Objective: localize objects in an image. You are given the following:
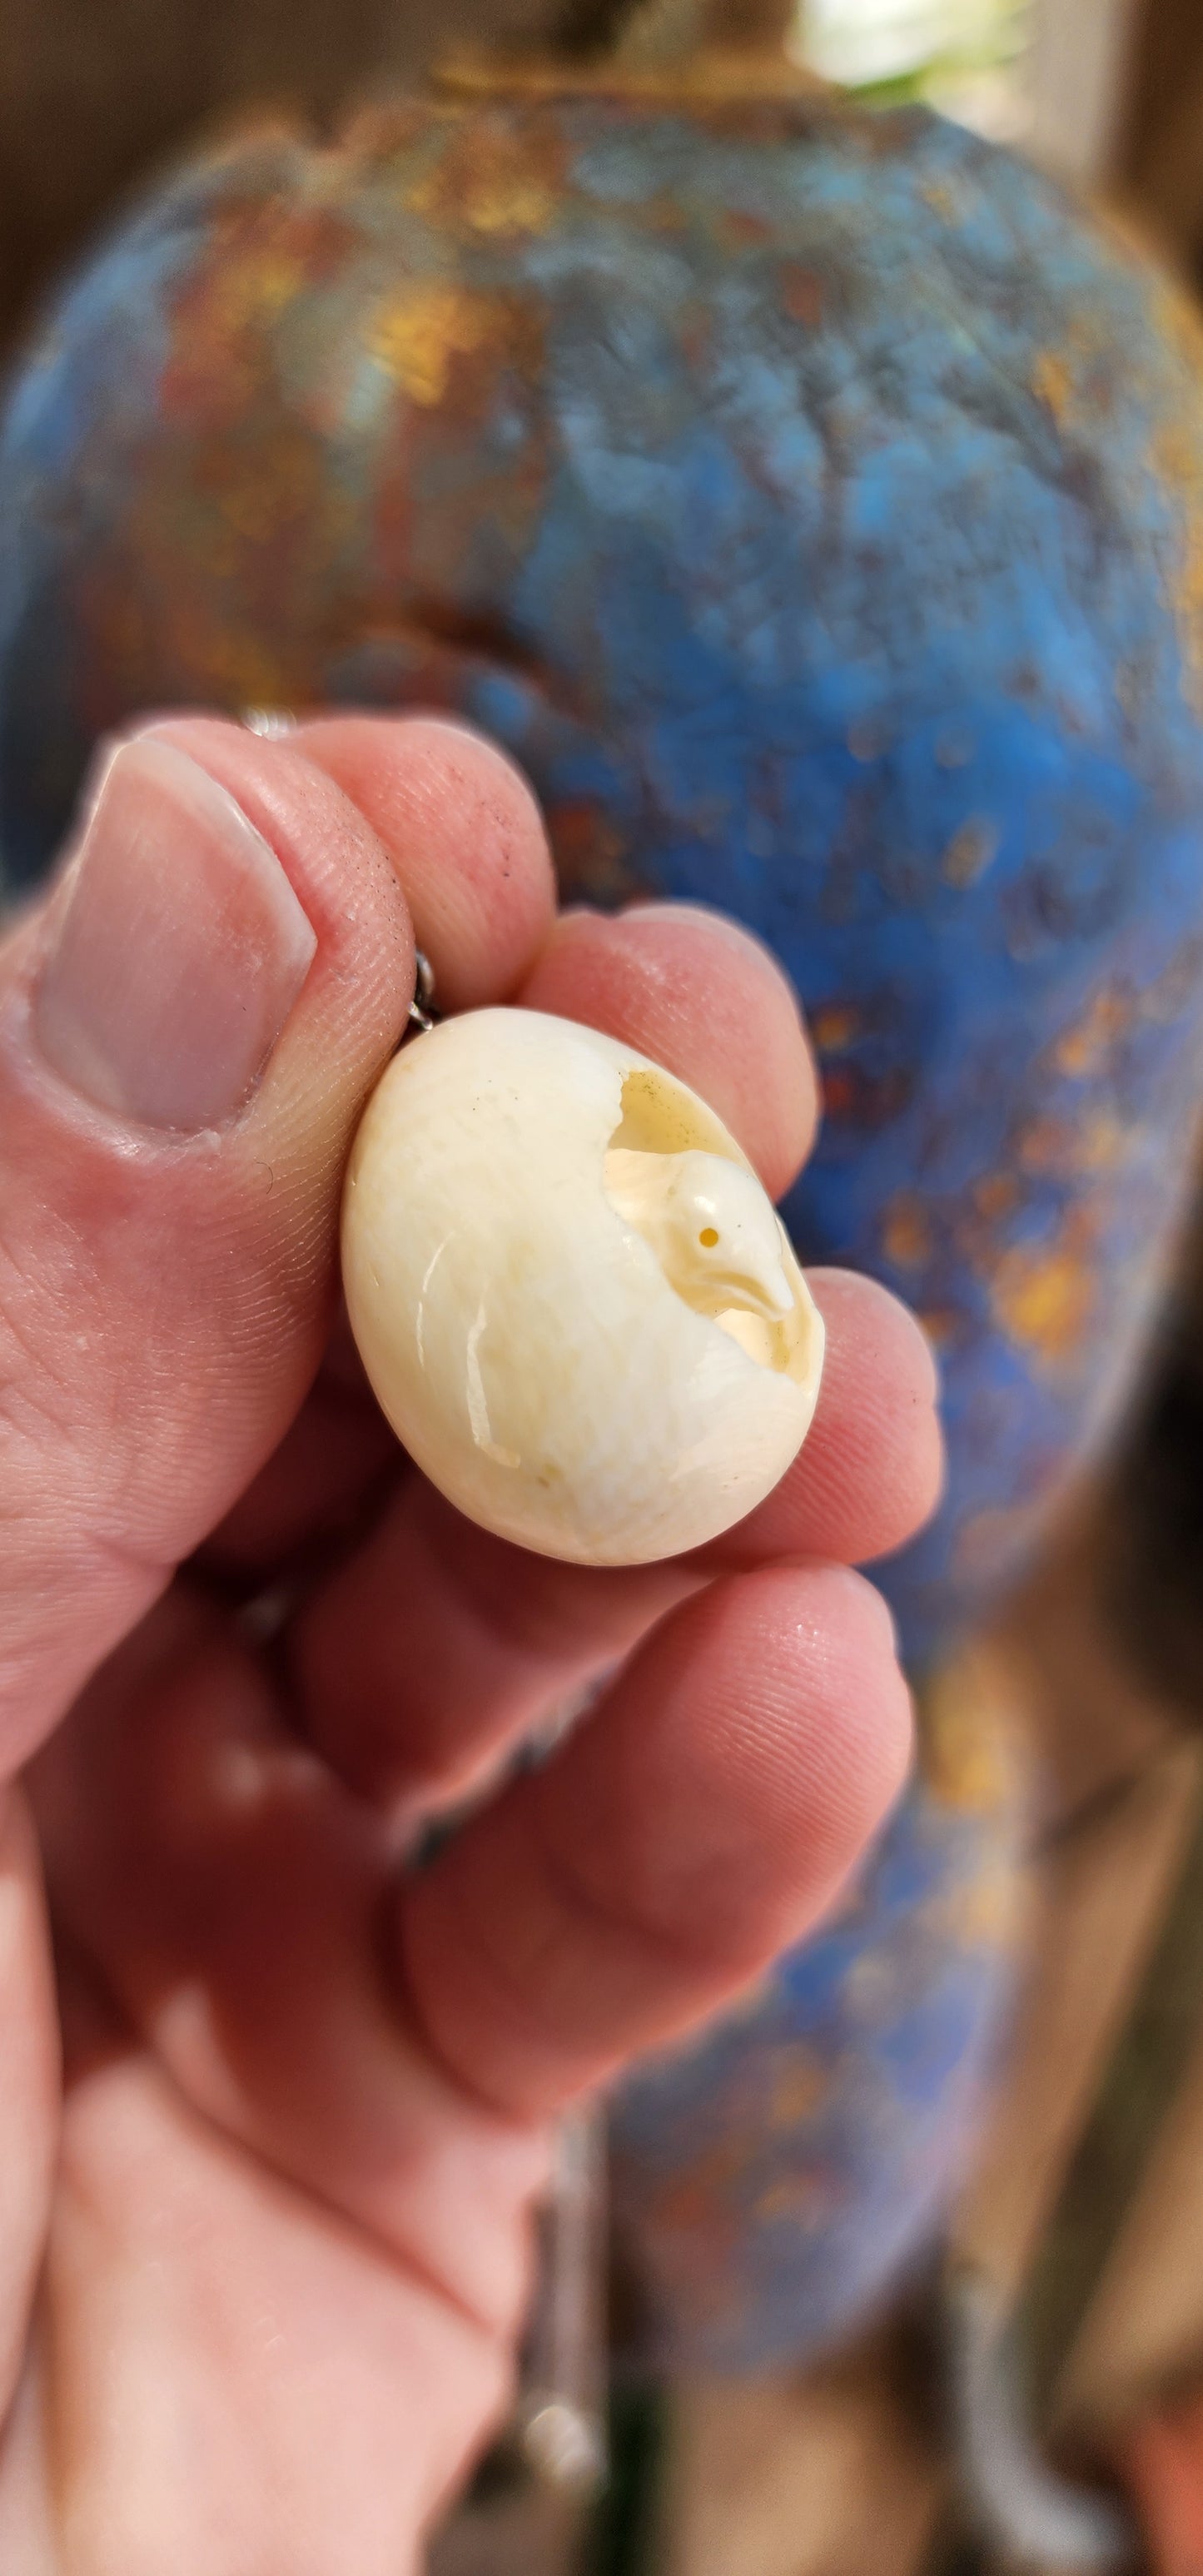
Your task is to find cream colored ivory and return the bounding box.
[341,1007,824,1564]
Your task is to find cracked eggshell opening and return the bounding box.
[341,1007,824,1565]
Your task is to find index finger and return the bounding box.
[293,714,819,1195]
[291,714,556,1012]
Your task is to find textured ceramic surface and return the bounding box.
[0,88,1192,2366]
[611,1658,1023,2370]
[342,1007,823,1560]
[2,94,1202,1664]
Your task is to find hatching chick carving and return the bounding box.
[604,1147,796,1326]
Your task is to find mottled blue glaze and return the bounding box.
[0,91,1198,2365]
[2,98,1202,1663]
[612,1687,1019,2369]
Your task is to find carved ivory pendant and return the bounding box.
[341,1008,823,1564]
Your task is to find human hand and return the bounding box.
[0,714,940,2572]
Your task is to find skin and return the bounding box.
[0,712,942,2574]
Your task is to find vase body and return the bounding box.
[611,1668,1021,2370]
[2,95,1203,1661]
[2,89,1201,2360]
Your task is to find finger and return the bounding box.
[0,1790,57,2423]
[292,1479,703,1810]
[0,716,405,1764]
[291,893,826,1808]
[201,1368,400,1577]
[199,1297,400,1578]
[518,903,818,1199]
[397,1563,913,2118]
[32,1594,549,2343]
[220,889,823,1604]
[42,2014,514,2564]
[0,712,540,1766]
[291,1271,938,1811]
[291,714,556,1012]
[708,1269,943,1569]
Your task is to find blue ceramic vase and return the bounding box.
[2,87,1200,2363]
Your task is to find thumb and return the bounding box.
[0,718,414,1772]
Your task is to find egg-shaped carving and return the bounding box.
[342,1008,823,1564]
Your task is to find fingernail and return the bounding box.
[35,737,317,1131]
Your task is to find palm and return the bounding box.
[0,713,936,2573]
[19,1861,531,2574]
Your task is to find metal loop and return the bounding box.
[407,950,438,1038]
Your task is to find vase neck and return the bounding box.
[553,0,798,62]
[435,0,828,103]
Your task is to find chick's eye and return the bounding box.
[699,1227,719,1247]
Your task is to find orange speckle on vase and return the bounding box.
[1018,1116,1072,1173]
[883,1191,932,1271]
[922,1654,1024,1817]
[973,1173,1019,1221]
[770,2053,829,2129]
[368,285,493,405]
[721,210,773,249]
[547,801,643,907]
[812,1002,862,1053]
[1031,349,1075,430]
[992,1242,1094,1364]
[408,157,558,240]
[1051,986,1134,1078]
[1080,1111,1132,1171]
[942,815,1001,888]
[1017,1112,1129,1174]
[644,194,688,235]
[781,266,824,328]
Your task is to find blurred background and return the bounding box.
[5,3,1203,2573]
